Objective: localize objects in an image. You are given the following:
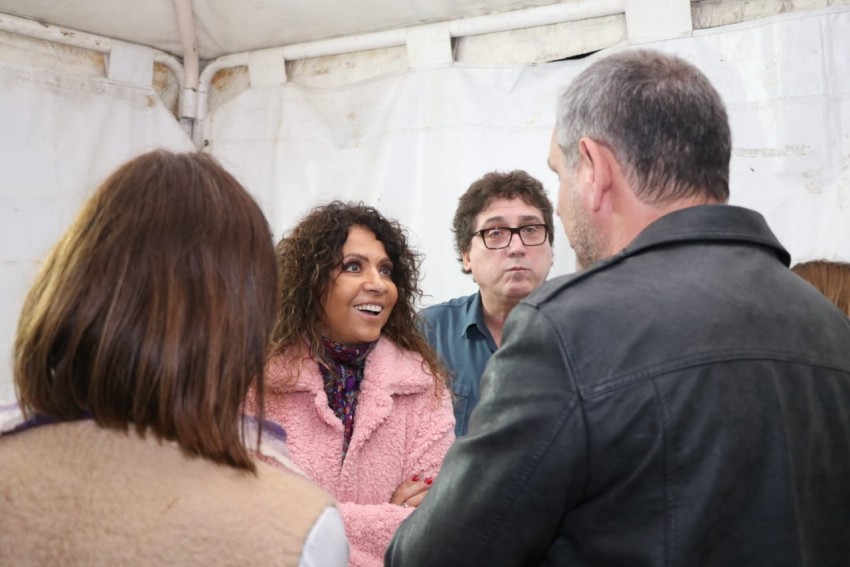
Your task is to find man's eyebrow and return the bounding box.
[480,214,543,226]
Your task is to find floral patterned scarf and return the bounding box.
[319,336,377,460]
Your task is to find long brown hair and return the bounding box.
[791,260,850,316]
[273,201,448,392]
[14,150,278,472]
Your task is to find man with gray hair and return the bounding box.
[387,48,850,566]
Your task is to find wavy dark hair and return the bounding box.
[273,201,447,393]
[14,150,277,473]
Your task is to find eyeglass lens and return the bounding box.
[479,225,547,249]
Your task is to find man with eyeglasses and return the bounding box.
[421,170,554,436]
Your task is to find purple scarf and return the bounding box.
[319,337,377,460]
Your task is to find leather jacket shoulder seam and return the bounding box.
[589,349,850,397]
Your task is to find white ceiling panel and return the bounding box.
[0,0,564,59]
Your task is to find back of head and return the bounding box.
[452,170,555,268]
[14,150,278,471]
[791,260,850,316]
[556,48,731,205]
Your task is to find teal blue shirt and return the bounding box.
[421,293,497,436]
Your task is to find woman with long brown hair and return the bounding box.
[1,150,347,566]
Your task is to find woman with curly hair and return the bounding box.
[261,201,455,567]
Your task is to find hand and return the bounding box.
[390,475,434,508]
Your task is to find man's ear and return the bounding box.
[578,137,612,213]
[461,250,472,273]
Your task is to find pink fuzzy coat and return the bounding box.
[264,336,455,567]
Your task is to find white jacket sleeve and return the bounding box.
[298,506,349,567]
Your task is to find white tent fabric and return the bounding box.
[0,60,193,402]
[209,5,850,305]
[1,6,848,402]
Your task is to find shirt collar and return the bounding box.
[462,292,496,346]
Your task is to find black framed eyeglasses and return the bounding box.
[474,224,549,249]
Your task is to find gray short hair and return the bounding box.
[556,49,731,205]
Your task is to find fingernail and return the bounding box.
[411,475,420,482]
[424,477,433,485]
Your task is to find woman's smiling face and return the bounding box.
[321,225,398,344]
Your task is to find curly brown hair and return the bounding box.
[272,201,448,393]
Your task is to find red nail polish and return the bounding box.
[424,477,433,485]
[411,475,420,482]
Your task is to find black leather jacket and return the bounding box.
[387,205,850,566]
